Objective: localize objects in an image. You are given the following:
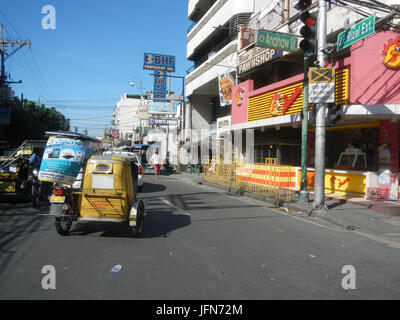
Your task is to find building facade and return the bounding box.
[112,93,145,143]
[186,0,400,199]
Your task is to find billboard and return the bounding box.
[147,101,179,114]
[143,53,176,72]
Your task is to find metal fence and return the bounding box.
[202,158,297,202]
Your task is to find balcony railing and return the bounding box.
[186,33,238,75]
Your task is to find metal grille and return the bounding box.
[229,13,252,37]
[203,158,297,202]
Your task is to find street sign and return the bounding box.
[256,30,299,52]
[143,53,176,72]
[336,14,375,51]
[309,67,334,83]
[149,118,179,126]
[237,47,282,76]
[309,67,335,103]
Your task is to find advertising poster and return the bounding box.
[218,72,235,107]
[38,137,86,185]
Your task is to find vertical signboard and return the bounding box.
[138,100,149,119]
[153,71,167,102]
[218,72,235,107]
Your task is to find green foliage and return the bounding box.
[5,97,70,147]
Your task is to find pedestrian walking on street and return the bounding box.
[150,149,162,181]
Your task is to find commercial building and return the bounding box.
[186,0,400,199]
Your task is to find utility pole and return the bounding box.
[150,73,185,160]
[313,0,328,210]
[0,24,30,140]
[0,24,30,86]
[130,78,144,144]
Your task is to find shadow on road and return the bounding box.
[140,182,167,193]
[66,210,191,238]
[69,221,136,238]
[142,210,191,238]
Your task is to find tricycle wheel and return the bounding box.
[53,203,73,236]
[131,201,144,237]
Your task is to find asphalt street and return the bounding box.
[0,174,399,299]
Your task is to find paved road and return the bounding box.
[0,175,399,299]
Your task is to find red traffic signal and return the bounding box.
[299,11,317,55]
[300,11,316,26]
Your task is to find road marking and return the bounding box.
[159,197,191,216]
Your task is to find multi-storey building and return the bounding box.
[186,0,265,136]
[186,0,400,200]
[112,93,144,143]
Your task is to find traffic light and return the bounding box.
[327,103,341,126]
[295,0,317,55]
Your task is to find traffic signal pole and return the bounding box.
[313,0,328,210]
[299,55,310,203]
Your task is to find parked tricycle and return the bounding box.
[0,140,50,205]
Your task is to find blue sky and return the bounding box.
[1,0,192,137]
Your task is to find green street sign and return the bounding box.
[256,30,299,52]
[336,14,376,51]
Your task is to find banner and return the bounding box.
[138,101,149,119]
[39,137,86,185]
[218,72,235,106]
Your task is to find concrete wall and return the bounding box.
[187,0,253,58]
[189,95,213,135]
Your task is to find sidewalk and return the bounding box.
[171,172,400,247]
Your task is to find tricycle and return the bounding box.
[48,154,144,236]
[39,131,144,236]
[0,140,50,205]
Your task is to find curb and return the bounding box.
[176,175,400,218]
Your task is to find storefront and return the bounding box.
[230,30,400,199]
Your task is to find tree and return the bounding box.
[5,97,70,147]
